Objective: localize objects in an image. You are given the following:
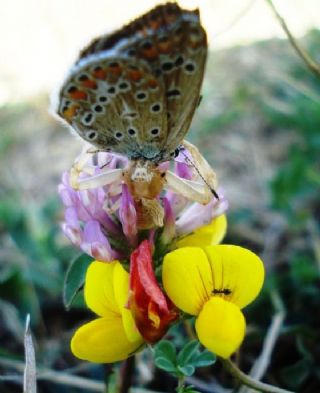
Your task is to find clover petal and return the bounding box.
[204,245,264,309]
[71,316,142,363]
[175,215,227,248]
[195,297,245,358]
[84,261,119,317]
[162,247,213,315]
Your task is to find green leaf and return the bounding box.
[155,356,177,373]
[63,254,93,310]
[177,340,200,366]
[155,340,177,364]
[191,350,216,368]
[177,364,195,377]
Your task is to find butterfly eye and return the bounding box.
[184,61,196,74]
[135,91,148,102]
[85,130,98,141]
[107,86,117,95]
[149,127,161,137]
[114,131,124,141]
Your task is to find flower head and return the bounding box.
[162,245,264,358]
[71,260,143,363]
[59,150,228,262]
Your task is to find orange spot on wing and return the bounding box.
[147,79,159,89]
[158,41,173,54]
[63,105,79,121]
[81,79,97,89]
[107,65,122,77]
[127,69,143,82]
[141,47,158,60]
[92,69,107,79]
[69,90,88,100]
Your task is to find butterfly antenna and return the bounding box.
[178,147,220,200]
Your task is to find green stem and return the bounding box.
[220,357,294,393]
[176,375,185,392]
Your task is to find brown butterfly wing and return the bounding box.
[57,56,168,159]
[57,3,207,161]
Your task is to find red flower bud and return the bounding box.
[129,240,179,343]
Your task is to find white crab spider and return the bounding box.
[70,140,218,229]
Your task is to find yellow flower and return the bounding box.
[175,214,227,248]
[162,245,264,358]
[71,261,143,363]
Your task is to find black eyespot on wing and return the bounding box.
[98,96,108,103]
[175,56,184,67]
[107,86,116,94]
[119,82,129,90]
[166,89,181,98]
[151,103,161,113]
[78,74,89,81]
[67,85,77,93]
[135,91,147,101]
[94,105,103,113]
[162,62,174,72]
[184,62,196,73]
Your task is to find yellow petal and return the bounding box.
[195,297,245,358]
[84,261,119,317]
[176,215,227,248]
[204,245,264,309]
[113,262,142,343]
[162,247,213,315]
[71,317,143,363]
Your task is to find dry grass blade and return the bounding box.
[23,314,37,393]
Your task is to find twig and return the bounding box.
[238,291,285,393]
[23,315,37,393]
[265,0,320,79]
[0,356,160,393]
[220,357,294,393]
[0,357,104,392]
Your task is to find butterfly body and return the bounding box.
[56,3,207,163]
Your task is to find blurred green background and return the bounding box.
[0,1,320,392]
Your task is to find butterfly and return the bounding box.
[55,3,217,228]
[56,2,207,162]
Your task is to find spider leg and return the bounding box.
[70,148,123,190]
[165,171,214,205]
[182,140,218,194]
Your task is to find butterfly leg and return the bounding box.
[70,149,123,190]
